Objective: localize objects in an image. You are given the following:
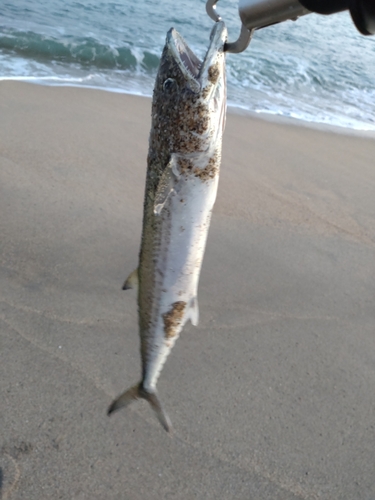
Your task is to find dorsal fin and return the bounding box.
[122,268,138,290]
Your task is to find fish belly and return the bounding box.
[141,172,219,390]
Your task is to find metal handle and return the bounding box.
[239,0,310,31]
[206,0,254,53]
[206,0,374,56]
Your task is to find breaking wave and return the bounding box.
[0,28,160,72]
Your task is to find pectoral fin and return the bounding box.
[154,155,180,216]
[122,268,138,290]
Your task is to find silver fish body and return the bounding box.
[108,21,227,431]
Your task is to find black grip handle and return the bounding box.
[300,0,349,15]
[350,0,375,35]
[300,0,375,34]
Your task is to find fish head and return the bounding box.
[151,21,227,156]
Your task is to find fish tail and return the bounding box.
[107,383,139,415]
[107,383,172,433]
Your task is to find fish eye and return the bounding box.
[163,78,178,93]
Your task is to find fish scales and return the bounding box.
[108,21,227,432]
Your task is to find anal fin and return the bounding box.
[186,296,199,326]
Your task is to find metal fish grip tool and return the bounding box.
[206,0,254,53]
[206,0,375,54]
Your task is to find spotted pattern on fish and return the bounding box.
[208,63,220,84]
[163,301,186,339]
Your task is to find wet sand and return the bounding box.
[1,81,375,499]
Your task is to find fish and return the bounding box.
[107,21,227,432]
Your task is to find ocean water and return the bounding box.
[1,0,374,130]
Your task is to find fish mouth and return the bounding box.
[167,21,227,93]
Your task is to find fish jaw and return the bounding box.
[168,20,227,146]
[149,21,227,163]
[166,20,227,99]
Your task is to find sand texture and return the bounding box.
[1,81,375,499]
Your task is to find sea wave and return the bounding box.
[0,28,160,72]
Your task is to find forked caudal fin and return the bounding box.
[107,382,172,432]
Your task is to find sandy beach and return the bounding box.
[1,81,375,499]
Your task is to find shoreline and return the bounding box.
[1,77,374,138]
[228,103,375,140]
